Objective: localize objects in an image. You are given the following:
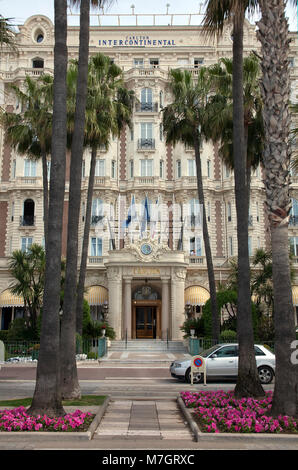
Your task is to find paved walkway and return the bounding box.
[95,399,193,441]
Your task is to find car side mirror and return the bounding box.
[210,354,217,358]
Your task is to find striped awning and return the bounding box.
[292,286,298,306]
[185,286,210,306]
[84,285,108,306]
[0,289,24,307]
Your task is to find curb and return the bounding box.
[177,395,298,442]
[0,397,111,441]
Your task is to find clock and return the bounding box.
[140,243,152,255]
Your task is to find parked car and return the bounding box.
[170,343,275,384]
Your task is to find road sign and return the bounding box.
[191,354,206,386]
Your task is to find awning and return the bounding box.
[292,286,298,306]
[0,289,24,307]
[185,286,210,306]
[84,285,108,306]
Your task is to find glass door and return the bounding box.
[136,306,156,339]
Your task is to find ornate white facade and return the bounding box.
[0,14,297,338]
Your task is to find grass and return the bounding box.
[0,395,106,408]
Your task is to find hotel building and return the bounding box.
[0,12,297,340]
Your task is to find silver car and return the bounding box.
[170,343,275,384]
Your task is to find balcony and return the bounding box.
[90,215,104,226]
[189,256,205,265]
[137,138,155,151]
[135,102,158,113]
[19,215,35,227]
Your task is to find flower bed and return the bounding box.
[181,390,298,434]
[0,406,95,432]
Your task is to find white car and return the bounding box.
[170,343,275,384]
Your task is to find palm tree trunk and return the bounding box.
[76,145,97,336]
[27,0,67,417]
[232,9,264,398]
[194,137,220,342]
[258,0,298,417]
[41,150,49,250]
[60,0,90,399]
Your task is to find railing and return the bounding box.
[88,256,104,264]
[19,215,35,227]
[90,215,104,225]
[189,256,205,264]
[137,138,155,150]
[135,102,158,112]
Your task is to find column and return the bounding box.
[171,268,186,340]
[161,278,170,340]
[124,278,132,340]
[107,267,122,339]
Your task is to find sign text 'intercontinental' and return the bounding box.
[98,35,176,47]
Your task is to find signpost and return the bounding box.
[191,355,207,386]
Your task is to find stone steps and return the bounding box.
[109,340,188,353]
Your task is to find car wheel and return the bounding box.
[258,366,274,384]
[185,367,203,384]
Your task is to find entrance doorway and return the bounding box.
[132,300,161,339]
[136,306,156,339]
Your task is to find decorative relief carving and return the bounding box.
[123,233,170,262]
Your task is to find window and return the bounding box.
[207,159,211,178]
[256,202,259,222]
[134,58,144,68]
[111,160,116,179]
[159,90,164,108]
[95,159,105,177]
[90,237,102,256]
[188,159,196,177]
[290,237,298,256]
[194,58,204,68]
[254,346,266,356]
[229,236,233,256]
[32,57,44,69]
[81,160,85,178]
[130,160,134,178]
[177,160,181,178]
[130,125,134,141]
[160,160,164,179]
[24,159,36,177]
[91,198,103,225]
[224,165,230,178]
[11,201,14,222]
[213,345,238,357]
[227,202,232,222]
[141,88,153,111]
[150,58,159,68]
[159,122,163,141]
[22,199,35,226]
[290,198,298,225]
[47,160,51,180]
[140,159,153,177]
[189,236,203,256]
[207,201,211,222]
[12,159,16,179]
[189,198,201,227]
[21,237,33,253]
[139,122,154,149]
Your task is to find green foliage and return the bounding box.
[219,329,237,342]
[202,289,258,339]
[7,317,38,341]
[180,317,205,338]
[0,330,8,342]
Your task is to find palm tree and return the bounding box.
[60,0,115,400]
[203,0,264,398]
[0,75,53,248]
[28,0,68,417]
[76,53,134,337]
[9,244,45,338]
[162,67,220,342]
[0,16,17,52]
[257,0,298,417]
[207,53,264,199]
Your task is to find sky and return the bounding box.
[0,0,297,31]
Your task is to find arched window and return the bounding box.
[22,199,35,226]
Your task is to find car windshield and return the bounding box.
[199,345,222,357]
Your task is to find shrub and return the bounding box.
[180,317,204,338]
[219,329,237,342]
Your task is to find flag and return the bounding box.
[150,196,160,239]
[141,196,150,237]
